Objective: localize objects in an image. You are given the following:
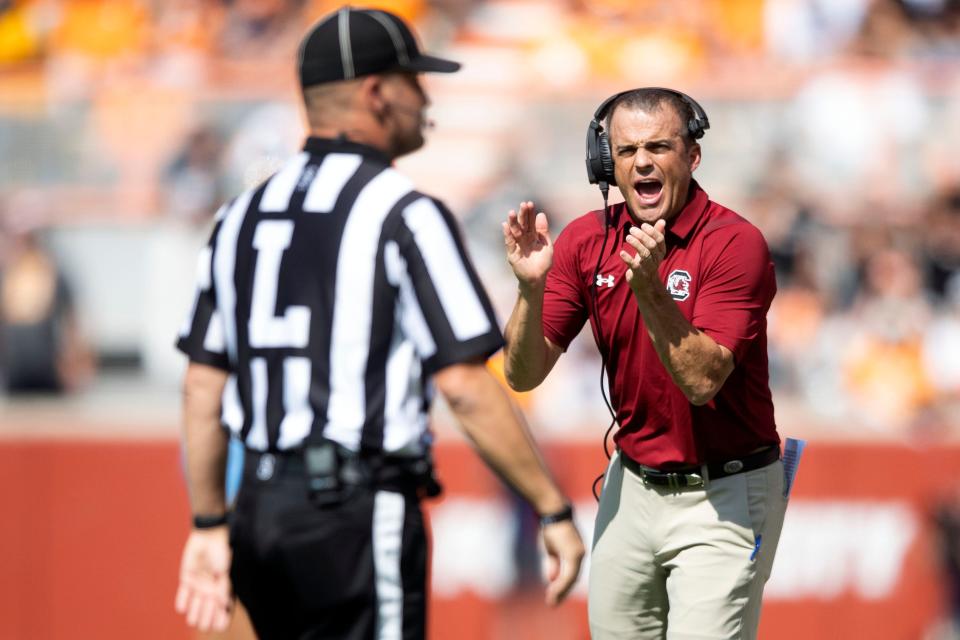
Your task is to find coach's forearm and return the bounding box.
[182,363,230,517]
[503,283,553,392]
[436,363,568,516]
[631,284,733,406]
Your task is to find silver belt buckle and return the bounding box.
[256,453,276,481]
[684,472,704,488]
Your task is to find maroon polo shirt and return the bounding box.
[543,182,779,468]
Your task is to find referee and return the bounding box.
[173,7,584,639]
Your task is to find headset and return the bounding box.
[583,88,709,500]
[585,88,710,198]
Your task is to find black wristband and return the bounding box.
[192,513,229,529]
[539,504,574,527]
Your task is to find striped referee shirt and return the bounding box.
[177,137,504,455]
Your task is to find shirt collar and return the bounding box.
[302,136,390,164]
[666,181,709,242]
[613,181,709,243]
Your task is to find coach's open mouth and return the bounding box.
[634,179,663,207]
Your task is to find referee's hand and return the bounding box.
[541,520,585,606]
[175,528,233,632]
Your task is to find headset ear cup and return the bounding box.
[598,131,615,185]
[585,120,601,184]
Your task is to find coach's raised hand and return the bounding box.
[502,200,564,393]
[503,201,553,289]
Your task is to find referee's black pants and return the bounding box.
[229,452,429,640]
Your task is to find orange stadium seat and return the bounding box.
[0,2,42,63]
[50,0,150,59]
[306,0,426,24]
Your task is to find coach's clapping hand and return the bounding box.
[541,520,585,606]
[503,201,554,288]
[175,528,233,632]
[620,219,668,292]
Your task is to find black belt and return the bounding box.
[243,448,442,498]
[619,445,780,489]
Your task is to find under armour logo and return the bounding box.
[596,274,615,288]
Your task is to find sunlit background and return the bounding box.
[1,0,959,638]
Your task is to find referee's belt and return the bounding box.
[618,445,780,489]
[244,448,443,498]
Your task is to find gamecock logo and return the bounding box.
[666,270,692,301]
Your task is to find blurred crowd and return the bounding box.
[0,216,93,393]
[755,165,960,436]
[1,0,959,68]
[0,0,959,439]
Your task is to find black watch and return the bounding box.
[539,504,574,527]
[193,513,229,529]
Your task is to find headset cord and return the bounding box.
[590,184,620,502]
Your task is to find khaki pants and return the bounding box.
[588,452,788,640]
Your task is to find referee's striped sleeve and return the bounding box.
[390,196,504,374]
[176,210,231,371]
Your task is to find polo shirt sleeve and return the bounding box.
[176,216,232,371]
[691,223,776,363]
[542,224,588,350]
[392,196,504,375]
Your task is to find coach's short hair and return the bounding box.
[604,88,698,145]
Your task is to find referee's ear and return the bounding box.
[361,74,389,122]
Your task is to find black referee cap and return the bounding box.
[298,6,461,88]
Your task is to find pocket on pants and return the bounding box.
[705,466,774,553]
[743,467,771,538]
[753,462,787,580]
[706,472,755,540]
[720,462,786,578]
